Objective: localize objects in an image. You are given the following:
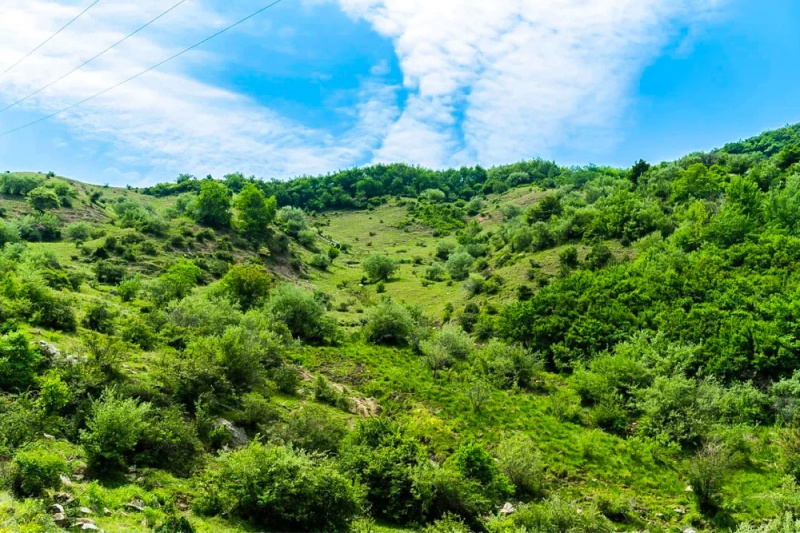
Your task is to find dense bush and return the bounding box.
[195,442,363,531]
[10,445,68,497]
[364,299,415,346]
[80,389,152,473]
[267,284,338,344]
[0,331,41,392]
[220,264,272,310]
[363,253,398,282]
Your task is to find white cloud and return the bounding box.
[338,0,724,167]
[0,0,724,183]
[0,0,399,181]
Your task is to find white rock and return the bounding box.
[500,502,516,516]
[79,507,93,515]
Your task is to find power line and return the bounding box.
[0,0,103,78]
[0,0,287,137]
[0,0,190,115]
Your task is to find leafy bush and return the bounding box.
[153,516,196,533]
[267,284,338,344]
[194,442,363,531]
[364,299,415,346]
[0,331,40,392]
[309,253,331,271]
[82,301,117,333]
[446,252,474,281]
[80,389,151,473]
[425,261,447,281]
[424,326,474,361]
[363,253,398,282]
[478,340,542,390]
[505,495,613,533]
[10,445,67,497]
[27,186,60,211]
[17,213,61,241]
[449,441,513,501]
[65,222,92,243]
[496,435,544,498]
[117,276,142,302]
[273,404,347,454]
[135,406,203,477]
[220,264,272,310]
[688,442,733,513]
[272,365,301,394]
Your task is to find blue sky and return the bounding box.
[0,0,797,186]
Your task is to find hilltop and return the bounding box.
[2,124,800,532]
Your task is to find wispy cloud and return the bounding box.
[0,0,723,183]
[0,0,399,182]
[338,0,724,167]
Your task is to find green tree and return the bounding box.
[195,179,232,228]
[363,253,398,282]
[26,187,60,211]
[446,252,474,281]
[268,284,338,344]
[0,331,41,392]
[80,389,151,472]
[235,184,277,242]
[220,264,272,310]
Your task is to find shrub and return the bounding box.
[220,264,272,310]
[449,441,512,501]
[363,253,398,282]
[425,262,447,281]
[27,186,60,211]
[558,245,579,272]
[267,284,338,344]
[0,331,41,392]
[309,253,331,271]
[117,276,142,302]
[496,435,544,498]
[479,340,541,390]
[273,404,348,454]
[426,325,474,360]
[436,241,456,260]
[96,260,127,284]
[507,495,613,533]
[194,442,363,532]
[272,365,301,394]
[37,374,70,414]
[688,442,732,513]
[154,516,196,533]
[364,299,415,346]
[150,259,202,304]
[135,406,203,477]
[82,301,117,333]
[10,446,67,497]
[0,220,21,246]
[446,252,474,281]
[423,513,471,533]
[17,213,61,241]
[80,389,151,473]
[65,222,92,243]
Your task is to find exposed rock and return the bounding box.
[215,418,248,448]
[43,433,56,440]
[52,512,68,527]
[103,507,111,516]
[685,485,694,492]
[500,502,516,516]
[79,507,93,515]
[36,340,60,359]
[54,492,74,504]
[683,528,698,533]
[60,475,73,487]
[674,507,686,515]
[126,501,145,512]
[50,504,65,514]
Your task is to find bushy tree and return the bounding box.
[10,446,68,497]
[363,253,398,282]
[0,331,40,392]
[195,179,232,228]
[235,184,277,242]
[194,442,363,531]
[446,252,474,281]
[27,186,60,211]
[364,299,415,346]
[267,284,338,344]
[81,389,152,472]
[220,264,272,310]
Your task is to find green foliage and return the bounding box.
[0,173,43,196]
[502,495,613,533]
[272,365,300,394]
[449,441,513,501]
[220,264,272,310]
[496,435,544,498]
[195,179,232,228]
[10,445,67,497]
[268,284,338,345]
[194,442,363,531]
[688,442,733,513]
[117,276,142,302]
[26,186,60,211]
[150,259,202,304]
[446,252,474,281]
[526,194,562,223]
[153,516,196,533]
[425,261,447,281]
[362,253,398,282]
[17,213,61,241]
[364,299,415,346]
[80,389,151,473]
[65,222,92,243]
[235,184,277,242]
[274,403,348,454]
[0,331,40,392]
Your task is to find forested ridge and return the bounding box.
[2,124,800,532]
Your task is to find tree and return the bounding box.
[364,299,415,346]
[80,389,151,472]
[526,194,562,223]
[627,159,650,185]
[220,264,272,310]
[268,284,338,344]
[235,184,277,242]
[0,331,41,392]
[363,254,398,282]
[27,187,60,211]
[446,252,474,281]
[195,179,232,228]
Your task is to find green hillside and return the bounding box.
[3,124,800,532]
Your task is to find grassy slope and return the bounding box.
[0,174,788,532]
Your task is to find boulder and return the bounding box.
[215,418,248,448]
[52,512,68,527]
[36,341,60,359]
[500,502,516,516]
